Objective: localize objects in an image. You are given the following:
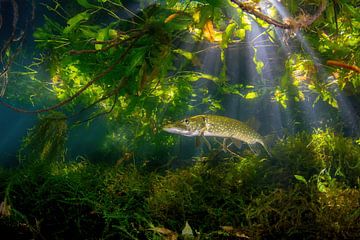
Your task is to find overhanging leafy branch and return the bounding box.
[0,32,142,114]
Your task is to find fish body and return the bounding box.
[163,114,270,155]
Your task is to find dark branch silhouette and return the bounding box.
[231,0,327,30]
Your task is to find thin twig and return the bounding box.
[69,39,121,55]
[232,0,290,29]
[327,60,360,73]
[77,77,127,115]
[69,32,140,55]
[230,0,327,30]
[74,87,121,125]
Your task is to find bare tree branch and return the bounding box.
[231,0,327,30]
[327,60,360,73]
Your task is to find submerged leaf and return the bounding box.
[188,72,219,82]
[182,221,194,237]
[221,22,237,48]
[19,113,68,164]
[150,226,174,235]
[294,175,307,184]
[245,91,258,99]
[173,49,193,60]
[202,19,222,43]
[64,11,90,34]
[77,0,95,8]
[149,226,178,240]
[0,200,11,217]
[95,28,111,50]
[164,13,179,23]
[203,20,216,42]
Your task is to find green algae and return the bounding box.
[0,130,359,239]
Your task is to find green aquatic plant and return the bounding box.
[244,176,360,239]
[235,130,360,239]
[1,129,360,238]
[316,188,360,239]
[244,186,319,238]
[18,112,68,164]
[271,129,360,187]
[148,154,265,233]
[308,129,360,187]
[94,164,154,239]
[0,160,104,239]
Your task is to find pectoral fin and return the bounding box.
[202,136,212,150]
[195,127,206,148]
[195,136,201,148]
[232,138,242,149]
[195,136,212,150]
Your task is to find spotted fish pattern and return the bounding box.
[163,114,270,155]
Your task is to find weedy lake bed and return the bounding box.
[1,130,359,239]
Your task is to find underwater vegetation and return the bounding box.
[0,130,359,239]
[0,0,359,239]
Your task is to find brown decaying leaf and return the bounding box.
[164,13,179,23]
[0,200,11,217]
[149,226,178,240]
[203,20,215,42]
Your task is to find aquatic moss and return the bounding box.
[0,161,104,239]
[19,113,68,165]
[94,165,154,239]
[244,186,319,238]
[308,129,360,186]
[270,129,360,187]
[148,130,360,238]
[244,184,360,239]
[317,188,360,239]
[0,129,359,239]
[148,155,264,232]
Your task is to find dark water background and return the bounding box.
[1,0,39,166]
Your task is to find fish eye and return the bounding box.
[184,119,189,125]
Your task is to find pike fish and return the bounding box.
[163,114,271,155]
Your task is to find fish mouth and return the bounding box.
[162,123,176,132]
[162,126,175,133]
[163,124,194,136]
[163,126,186,134]
[163,127,200,137]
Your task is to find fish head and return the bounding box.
[163,115,206,137]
